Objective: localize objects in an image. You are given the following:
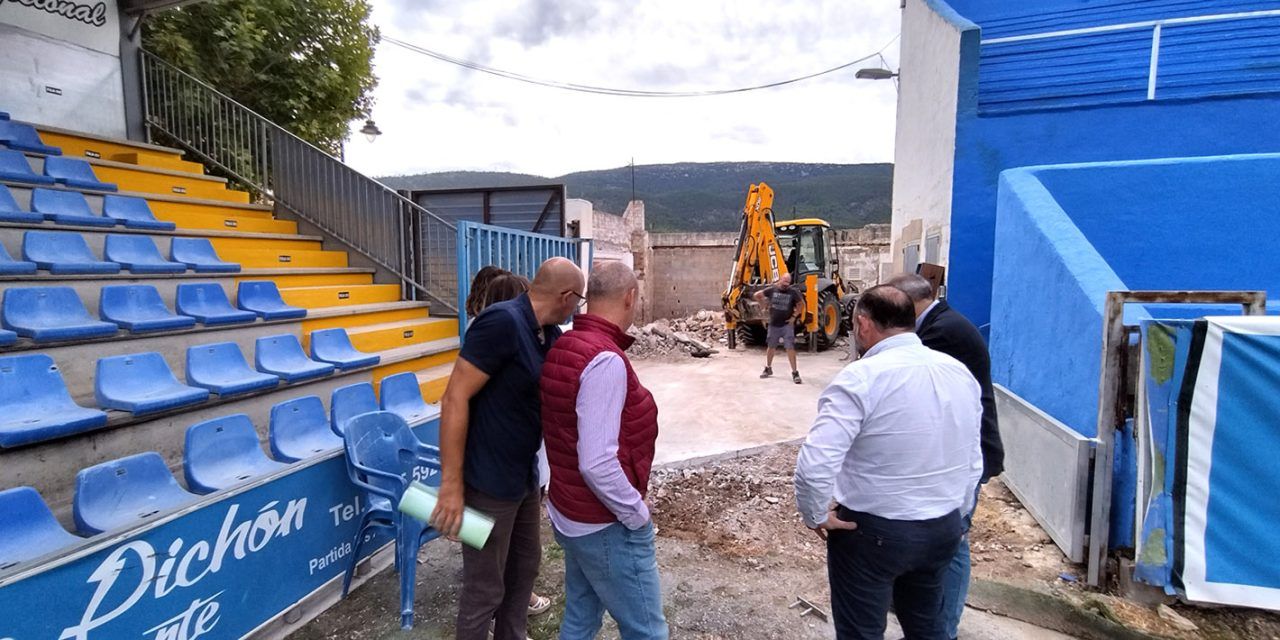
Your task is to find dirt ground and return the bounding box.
[296,441,1071,640]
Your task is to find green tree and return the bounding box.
[143,0,379,155]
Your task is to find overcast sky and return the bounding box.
[344,0,901,178]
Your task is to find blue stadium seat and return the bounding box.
[183,414,288,494]
[104,235,186,274]
[0,149,53,185]
[95,352,209,415]
[73,452,196,535]
[254,334,334,383]
[310,328,379,370]
[0,328,14,346]
[0,353,108,447]
[0,112,8,120]
[330,382,378,437]
[237,281,306,320]
[170,237,240,273]
[0,121,60,155]
[102,195,175,231]
[0,487,81,571]
[31,188,114,227]
[380,371,440,431]
[42,157,116,191]
[0,242,37,275]
[175,283,256,325]
[185,342,279,396]
[99,285,196,333]
[0,184,42,223]
[2,287,118,342]
[22,231,120,274]
[269,395,343,462]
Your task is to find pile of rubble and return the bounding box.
[628,309,726,359]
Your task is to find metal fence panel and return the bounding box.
[455,221,589,336]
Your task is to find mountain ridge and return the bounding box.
[377,161,893,232]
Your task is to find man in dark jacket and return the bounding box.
[888,273,1004,640]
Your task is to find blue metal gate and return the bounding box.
[456,221,591,335]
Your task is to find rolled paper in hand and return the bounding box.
[398,481,495,550]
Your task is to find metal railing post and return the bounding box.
[1147,23,1162,100]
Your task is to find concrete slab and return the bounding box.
[637,346,851,466]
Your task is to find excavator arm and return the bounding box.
[722,183,788,342]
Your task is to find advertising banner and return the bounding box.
[0,0,120,56]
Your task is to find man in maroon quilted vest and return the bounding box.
[541,261,667,639]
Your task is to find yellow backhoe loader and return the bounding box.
[722,182,858,351]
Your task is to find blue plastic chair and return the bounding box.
[99,285,196,333]
[30,188,114,227]
[101,195,175,230]
[310,328,380,370]
[0,329,14,347]
[0,184,42,223]
[186,342,279,396]
[170,238,240,273]
[237,281,306,320]
[0,121,60,155]
[183,414,288,494]
[42,157,116,191]
[104,235,186,274]
[95,352,209,415]
[269,396,344,462]
[380,372,441,434]
[255,334,334,383]
[0,353,107,447]
[175,283,257,325]
[0,149,54,184]
[340,411,442,629]
[331,382,378,437]
[22,231,120,274]
[1,287,118,342]
[0,242,37,275]
[73,452,196,535]
[0,487,81,571]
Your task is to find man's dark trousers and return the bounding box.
[827,507,963,640]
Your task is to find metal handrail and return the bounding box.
[980,9,1280,101]
[139,49,459,312]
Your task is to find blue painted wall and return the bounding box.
[932,0,1280,327]
[990,153,1280,436]
[949,95,1280,328]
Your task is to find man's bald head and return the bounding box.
[527,257,585,325]
[779,273,792,287]
[531,257,585,295]
[886,273,936,303]
[587,261,638,303]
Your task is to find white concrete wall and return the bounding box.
[889,0,966,274]
[0,0,126,138]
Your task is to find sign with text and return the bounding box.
[0,0,120,56]
[0,420,441,640]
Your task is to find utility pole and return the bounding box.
[630,157,636,204]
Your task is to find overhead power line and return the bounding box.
[381,33,900,98]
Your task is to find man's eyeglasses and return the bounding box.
[564,290,587,309]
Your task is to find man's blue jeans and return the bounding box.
[554,521,668,640]
[941,484,983,639]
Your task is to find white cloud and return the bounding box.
[344,0,901,178]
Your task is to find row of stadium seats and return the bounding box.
[0,149,116,191]
[0,373,441,569]
[1,185,174,229]
[0,281,299,344]
[0,328,379,446]
[1,231,238,275]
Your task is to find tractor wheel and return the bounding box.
[736,323,767,347]
[816,290,841,351]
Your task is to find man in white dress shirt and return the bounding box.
[794,285,983,639]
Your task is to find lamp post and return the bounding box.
[855,68,899,80]
[359,119,382,143]
[340,119,382,162]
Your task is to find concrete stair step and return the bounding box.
[413,362,456,403]
[278,284,399,308]
[216,248,348,269]
[337,317,458,352]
